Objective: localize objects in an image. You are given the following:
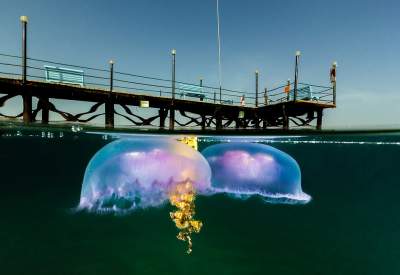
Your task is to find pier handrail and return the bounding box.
[0,52,258,106]
[257,81,335,106]
[0,51,334,107]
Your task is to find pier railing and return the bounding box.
[0,52,335,109]
[257,82,335,107]
[0,52,257,107]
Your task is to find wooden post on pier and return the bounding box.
[199,78,204,102]
[316,109,323,130]
[216,108,222,130]
[41,98,49,124]
[200,114,206,130]
[264,88,268,106]
[219,86,222,104]
[199,78,206,129]
[255,70,259,107]
[169,49,176,130]
[282,105,289,130]
[105,60,115,128]
[20,16,32,123]
[159,108,168,129]
[262,88,268,129]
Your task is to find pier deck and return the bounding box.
[0,76,335,131]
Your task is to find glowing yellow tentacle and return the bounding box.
[169,180,203,254]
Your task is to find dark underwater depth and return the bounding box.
[0,127,399,275]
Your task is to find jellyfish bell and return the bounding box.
[201,142,311,204]
[78,138,212,213]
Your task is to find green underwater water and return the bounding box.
[0,127,400,275]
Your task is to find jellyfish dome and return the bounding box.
[201,143,311,204]
[79,138,212,212]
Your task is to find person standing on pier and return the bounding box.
[240,94,246,106]
[330,63,337,83]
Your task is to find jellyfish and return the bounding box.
[201,143,311,204]
[78,137,210,253]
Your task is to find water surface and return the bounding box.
[0,127,399,274]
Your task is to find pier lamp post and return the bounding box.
[171,49,176,100]
[330,61,337,106]
[169,49,176,130]
[255,70,259,107]
[20,15,32,123]
[293,50,301,102]
[20,16,28,84]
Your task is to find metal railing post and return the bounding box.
[199,78,203,102]
[255,70,259,107]
[199,78,206,129]
[219,86,222,104]
[109,60,114,92]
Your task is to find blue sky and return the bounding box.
[0,0,399,128]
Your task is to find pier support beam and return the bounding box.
[235,118,240,129]
[41,97,49,124]
[105,101,114,128]
[169,107,175,130]
[254,116,260,129]
[216,111,222,130]
[262,117,267,129]
[200,113,206,130]
[22,94,32,123]
[316,109,323,130]
[159,108,168,129]
[282,105,289,130]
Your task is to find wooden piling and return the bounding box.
[159,108,167,129]
[282,104,289,130]
[41,97,49,124]
[316,109,323,130]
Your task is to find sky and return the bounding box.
[0,0,399,129]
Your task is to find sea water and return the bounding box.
[0,125,399,274]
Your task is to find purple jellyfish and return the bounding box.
[202,143,311,204]
[78,138,212,212]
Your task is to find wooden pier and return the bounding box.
[0,76,335,131]
[0,16,336,132]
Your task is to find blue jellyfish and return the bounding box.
[201,143,310,204]
[78,138,212,212]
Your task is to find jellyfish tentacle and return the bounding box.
[169,180,203,254]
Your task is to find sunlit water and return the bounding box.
[0,125,399,274]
